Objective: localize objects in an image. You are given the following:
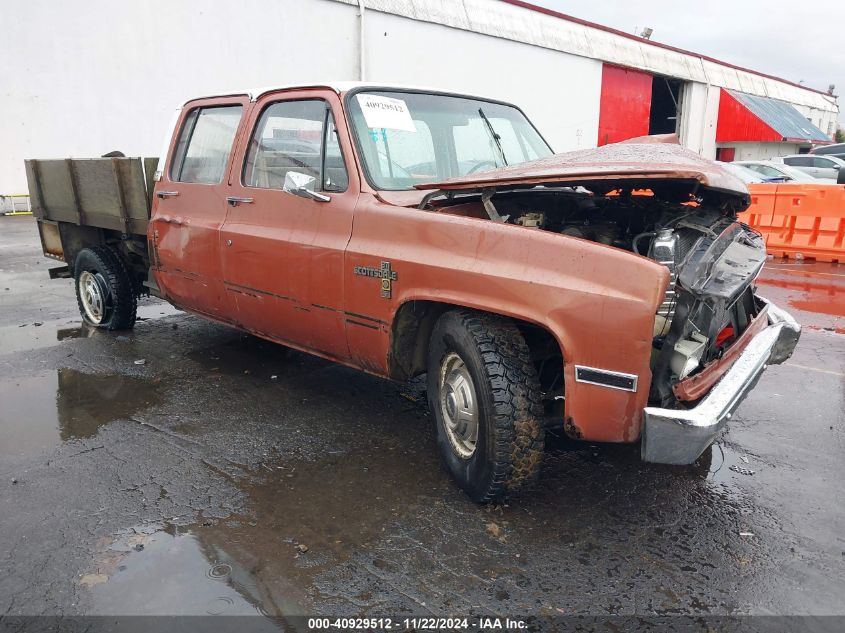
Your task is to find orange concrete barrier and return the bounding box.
[740,183,845,263]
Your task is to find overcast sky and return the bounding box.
[532,0,844,125]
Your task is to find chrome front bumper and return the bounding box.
[641,299,801,465]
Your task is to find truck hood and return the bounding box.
[414,134,749,203]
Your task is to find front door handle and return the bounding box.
[156,191,179,198]
[227,196,254,206]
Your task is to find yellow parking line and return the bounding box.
[784,362,845,377]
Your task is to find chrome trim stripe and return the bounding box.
[574,365,638,392]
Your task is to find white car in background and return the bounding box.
[776,154,845,180]
[720,162,771,184]
[736,160,833,183]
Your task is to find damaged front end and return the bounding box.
[642,217,801,464]
[650,217,770,406]
[414,137,801,464]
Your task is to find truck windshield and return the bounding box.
[347,91,553,190]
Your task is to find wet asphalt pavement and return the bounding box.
[0,215,843,625]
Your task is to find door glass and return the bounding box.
[171,106,243,184]
[813,157,833,168]
[323,113,349,192]
[243,100,347,192]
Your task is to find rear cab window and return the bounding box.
[170,105,244,184]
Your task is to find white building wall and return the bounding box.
[0,0,838,192]
[716,142,801,161]
[0,0,360,193]
[363,12,602,153]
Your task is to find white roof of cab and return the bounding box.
[183,81,499,105]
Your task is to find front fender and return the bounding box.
[346,198,669,443]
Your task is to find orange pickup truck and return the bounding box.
[26,83,800,501]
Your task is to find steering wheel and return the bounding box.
[466,160,499,175]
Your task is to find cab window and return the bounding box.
[813,157,834,168]
[170,105,243,184]
[243,100,348,192]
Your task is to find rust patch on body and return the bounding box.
[563,416,583,440]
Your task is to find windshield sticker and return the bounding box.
[357,94,416,132]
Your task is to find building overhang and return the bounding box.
[716,89,832,145]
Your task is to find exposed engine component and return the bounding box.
[514,212,544,228]
[648,228,680,320]
[670,331,708,379]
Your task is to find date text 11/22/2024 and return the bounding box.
[307,617,528,630]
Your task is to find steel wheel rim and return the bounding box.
[79,271,107,324]
[439,351,479,459]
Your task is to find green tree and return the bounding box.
[836,127,845,144]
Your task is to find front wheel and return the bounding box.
[427,310,545,502]
[74,246,137,330]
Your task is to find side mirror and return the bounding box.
[283,171,331,202]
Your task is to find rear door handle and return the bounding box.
[156,191,179,198]
[227,196,254,206]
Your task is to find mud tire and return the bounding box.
[427,309,545,502]
[74,246,137,330]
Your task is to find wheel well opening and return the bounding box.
[388,302,565,400]
[58,222,149,295]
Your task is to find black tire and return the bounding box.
[427,309,544,502]
[73,246,137,330]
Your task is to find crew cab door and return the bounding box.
[220,89,358,359]
[150,96,248,319]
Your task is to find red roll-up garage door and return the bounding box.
[597,65,653,146]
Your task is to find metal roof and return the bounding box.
[727,90,831,143]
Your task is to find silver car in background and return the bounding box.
[736,160,832,183]
[778,154,845,180]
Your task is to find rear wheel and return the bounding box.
[427,310,544,502]
[73,247,137,330]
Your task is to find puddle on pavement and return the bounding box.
[0,301,181,356]
[136,301,182,321]
[0,369,161,458]
[0,320,95,355]
[756,276,845,318]
[757,261,845,326]
[85,526,279,624]
[85,441,447,617]
[706,442,748,486]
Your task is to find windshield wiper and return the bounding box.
[478,108,508,167]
